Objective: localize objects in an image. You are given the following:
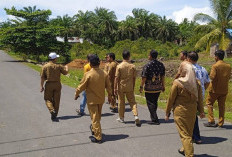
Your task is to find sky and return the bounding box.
[0,0,214,23]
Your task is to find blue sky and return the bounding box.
[0,0,213,23]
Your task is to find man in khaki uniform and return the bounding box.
[40,52,69,122]
[114,50,141,127]
[75,54,112,143]
[204,50,231,127]
[105,52,118,112]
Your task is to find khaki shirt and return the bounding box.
[115,60,136,92]
[75,68,112,105]
[41,61,68,82]
[208,60,231,94]
[166,80,204,115]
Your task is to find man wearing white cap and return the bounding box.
[40,52,69,121]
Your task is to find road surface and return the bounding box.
[0,50,231,157]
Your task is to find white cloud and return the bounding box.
[171,6,213,24]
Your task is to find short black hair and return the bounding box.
[122,50,130,60]
[150,50,158,59]
[108,52,115,60]
[181,51,188,57]
[87,54,93,61]
[89,54,100,66]
[187,51,199,62]
[215,50,225,60]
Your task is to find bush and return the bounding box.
[69,38,183,60]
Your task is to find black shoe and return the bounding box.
[76,109,85,116]
[178,149,185,156]
[90,124,94,135]
[152,119,160,125]
[51,111,56,120]
[135,119,141,127]
[111,108,118,113]
[89,136,102,144]
[204,122,216,127]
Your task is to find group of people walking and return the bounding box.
[40,49,231,156]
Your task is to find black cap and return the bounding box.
[89,54,100,66]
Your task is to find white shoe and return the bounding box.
[116,118,124,123]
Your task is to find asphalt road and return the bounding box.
[0,50,231,157]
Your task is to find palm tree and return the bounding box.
[178,18,198,45]
[52,14,74,43]
[131,8,159,39]
[74,10,96,41]
[117,16,139,41]
[194,0,232,51]
[94,7,118,47]
[155,16,179,43]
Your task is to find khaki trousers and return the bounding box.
[117,90,138,119]
[174,115,195,157]
[88,104,103,140]
[206,92,227,126]
[44,82,61,116]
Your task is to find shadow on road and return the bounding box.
[58,115,80,120]
[124,119,174,125]
[159,118,174,123]
[195,154,218,157]
[102,113,115,117]
[102,134,129,142]
[221,124,232,129]
[201,136,227,144]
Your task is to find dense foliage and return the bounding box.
[0,0,231,62]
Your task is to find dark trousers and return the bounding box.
[192,116,201,141]
[145,92,160,121]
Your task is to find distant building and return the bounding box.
[56,37,84,43]
[210,29,232,57]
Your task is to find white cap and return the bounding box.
[49,52,60,59]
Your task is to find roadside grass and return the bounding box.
[7,51,232,122]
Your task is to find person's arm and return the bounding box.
[210,65,216,81]
[40,67,46,92]
[61,65,69,75]
[161,76,165,92]
[133,66,137,90]
[140,77,146,93]
[203,68,210,90]
[165,82,178,121]
[105,74,112,103]
[74,74,88,100]
[40,77,45,92]
[114,67,120,96]
[197,82,205,119]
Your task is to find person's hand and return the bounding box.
[199,112,205,119]
[162,86,165,92]
[139,87,143,93]
[165,115,169,121]
[65,65,69,71]
[74,95,79,100]
[40,87,44,93]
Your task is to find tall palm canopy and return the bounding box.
[194,0,232,51]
